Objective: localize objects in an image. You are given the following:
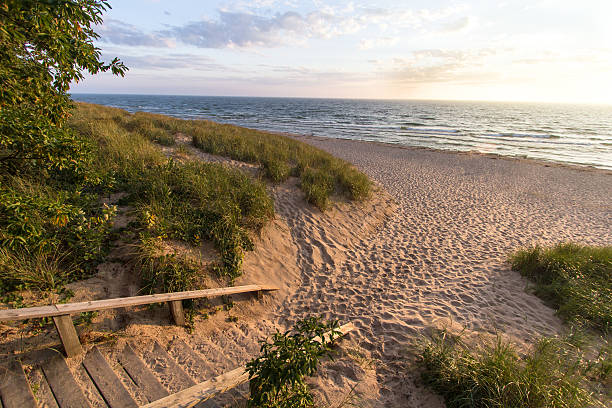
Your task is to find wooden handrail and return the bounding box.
[0,284,278,322]
[141,322,356,408]
[0,284,278,358]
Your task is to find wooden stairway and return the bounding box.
[0,322,355,407]
[0,340,250,408]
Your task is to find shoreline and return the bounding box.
[283,131,612,175]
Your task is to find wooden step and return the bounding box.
[0,360,37,408]
[167,339,217,382]
[82,346,138,408]
[188,339,234,377]
[41,354,91,408]
[118,344,169,403]
[26,367,60,408]
[143,342,195,395]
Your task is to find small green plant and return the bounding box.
[419,329,604,408]
[75,311,98,327]
[509,243,611,333]
[136,236,200,294]
[246,316,341,408]
[221,295,235,310]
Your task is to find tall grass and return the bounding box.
[509,243,612,333]
[69,103,275,281]
[135,236,200,294]
[419,330,603,408]
[189,121,371,209]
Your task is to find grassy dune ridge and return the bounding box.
[0,102,372,300]
[102,105,372,210]
[510,243,611,332]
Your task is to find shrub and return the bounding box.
[419,330,598,408]
[0,176,115,293]
[509,243,612,333]
[247,317,341,408]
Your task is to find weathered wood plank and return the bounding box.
[83,347,138,408]
[118,344,169,403]
[168,300,185,326]
[149,342,196,387]
[0,285,278,321]
[0,360,37,408]
[42,354,91,408]
[141,322,356,408]
[52,314,83,358]
[141,367,248,408]
[167,339,217,382]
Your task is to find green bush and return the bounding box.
[247,317,341,408]
[419,330,599,408]
[0,176,115,293]
[509,243,612,332]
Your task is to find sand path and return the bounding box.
[268,136,612,406]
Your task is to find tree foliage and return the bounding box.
[0,1,126,296]
[0,0,126,174]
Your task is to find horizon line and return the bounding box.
[69,92,612,107]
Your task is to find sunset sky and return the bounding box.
[72,0,612,104]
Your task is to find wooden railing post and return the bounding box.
[52,314,82,357]
[168,300,185,326]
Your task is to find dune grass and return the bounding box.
[189,121,371,209]
[69,103,275,281]
[419,243,612,406]
[2,101,370,300]
[419,329,609,408]
[509,243,612,333]
[108,109,371,209]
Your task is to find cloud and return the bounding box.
[97,19,173,47]
[107,53,231,71]
[439,16,475,32]
[388,48,501,84]
[359,37,399,50]
[164,10,360,48]
[96,5,471,50]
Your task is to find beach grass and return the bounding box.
[110,110,371,209]
[509,243,612,333]
[69,103,275,280]
[419,329,608,408]
[1,102,371,299]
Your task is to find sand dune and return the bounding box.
[3,136,610,407]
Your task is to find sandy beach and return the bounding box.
[278,136,611,405]
[3,136,611,407]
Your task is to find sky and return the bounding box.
[71,0,612,104]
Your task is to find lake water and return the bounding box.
[71,94,612,170]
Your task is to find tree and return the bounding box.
[0,0,126,175]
